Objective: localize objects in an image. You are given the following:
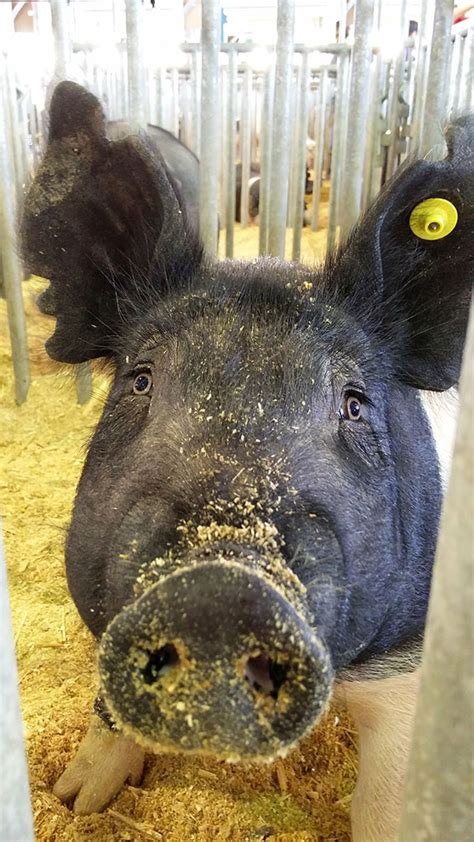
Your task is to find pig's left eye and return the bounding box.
[132,371,153,395]
[340,391,363,421]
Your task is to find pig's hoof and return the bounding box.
[53,714,145,814]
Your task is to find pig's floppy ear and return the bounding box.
[333,115,473,390]
[22,81,201,363]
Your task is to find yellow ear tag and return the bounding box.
[409,198,458,241]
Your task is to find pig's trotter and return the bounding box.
[53,713,145,814]
[336,670,419,842]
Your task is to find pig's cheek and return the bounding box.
[334,670,419,842]
[53,714,145,814]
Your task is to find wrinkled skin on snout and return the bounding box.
[22,82,473,838]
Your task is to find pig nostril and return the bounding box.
[244,653,289,700]
[142,642,180,685]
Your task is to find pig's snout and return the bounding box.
[98,558,333,760]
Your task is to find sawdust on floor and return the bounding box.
[1,209,358,842]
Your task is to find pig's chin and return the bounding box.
[98,548,334,761]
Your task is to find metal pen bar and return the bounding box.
[326,50,349,252]
[322,76,333,181]
[361,49,383,212]
[239,65,253,229]
[199,0,221,256]
[452,33,467,116]
[219,63,228,228]
[5,51,25,203]
[0,530,34,840]
[49,0,70,80]
[258,59,275,256]
[292,50,310,260]
[464,28,474,113]
[187,46,201,156]
[125,0,145,130]
[311,67,327,231]
[251,73,261,164]
[385,0,408,180]
[268,0,296,258]
[181,74,193,149]
[225,48,237,257]
[154,66,163,126]
[419,0,454,155]
[287,65,300,228]
[339,0,375,240]
[250,71,257,166]
[0,58,30,405]
[171,67,180,137]
[398,304,474,842]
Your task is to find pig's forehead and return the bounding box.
[124,261,375,371]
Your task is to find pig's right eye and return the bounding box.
[132,371,153,395]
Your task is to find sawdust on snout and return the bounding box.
[1,215,357,841]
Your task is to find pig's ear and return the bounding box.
[22,81,202,363]
[333,115,474,390]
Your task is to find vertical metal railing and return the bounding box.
[0,529,35,841]
[239,64,253,229]
[339,0,375,240]
[419,0,455,155]
[0,50,30,406]
[292,48,310,260]
[398,302,474,842]
[267,0,296,257]
[125,0,145,130]
[199,0,221,256]
[311,67,328,231]
[224,45,237,258]
[258,56,275,256]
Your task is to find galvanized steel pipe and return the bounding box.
[191,47,201,156]
[0,531,34,841]
[464,28,474,113]
[125,0,145,130]
[419,0,455,155]
[398,303,474,841]
[339,0,375,240]
[326,51,349,251]
[311,67,327,231]
[154,66,163,125]
[239,66,253,228]
[258,59,275,256]
[199,0,221,256]
[452,33,467,116]
[0,57,30,405]
[385,0,408,180]
[361,50,383,212]
[292,50,310,260]
[268,0,296,258]
[287,65,300,228]
[171,67,180,136]
[410,0,431,152]
[225,47,237,257]
[50,0,70,80]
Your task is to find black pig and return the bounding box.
[22,81,473,841]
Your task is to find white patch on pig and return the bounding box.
[248,176,260,189]
[334,670,419,842]
[419,386,459,491]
